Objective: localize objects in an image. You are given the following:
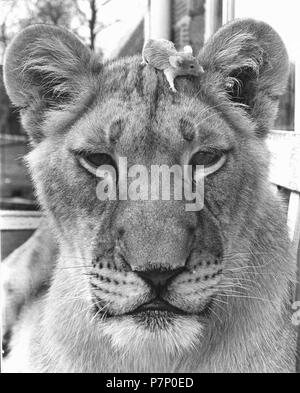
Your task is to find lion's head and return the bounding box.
[3,19,295,367]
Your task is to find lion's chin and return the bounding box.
[100,313,203,356]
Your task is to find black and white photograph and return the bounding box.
[0,0,299,375]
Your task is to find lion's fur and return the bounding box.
[2,19,297,372]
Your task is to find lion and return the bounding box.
[1,19,298,373]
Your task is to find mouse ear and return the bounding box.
[169,55,183,68]
[183,45,193,55]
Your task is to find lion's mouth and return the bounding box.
[93,296,213,326]
[126,297,213,319]
[128,298,188,316]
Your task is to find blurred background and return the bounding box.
[0,0,298,258]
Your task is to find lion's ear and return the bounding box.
[198,19,290,136]
[3,25,100,142]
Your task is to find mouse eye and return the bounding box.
[190,65,195,69]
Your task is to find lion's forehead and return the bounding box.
[61,57,243,160]
[67,93,234,162]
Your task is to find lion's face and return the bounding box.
[4,21,289,354]
[26,58,267,353]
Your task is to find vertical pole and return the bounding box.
[205,0,218,42]
[222,0,235,24]
[144,0,151,41]
[148,0,171,39]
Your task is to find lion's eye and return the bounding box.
[85,153,115,168]
[189,150,227,178]
[190,151,222,167]
[78,153,117,176]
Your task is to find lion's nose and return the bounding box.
[136,268,184,290]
